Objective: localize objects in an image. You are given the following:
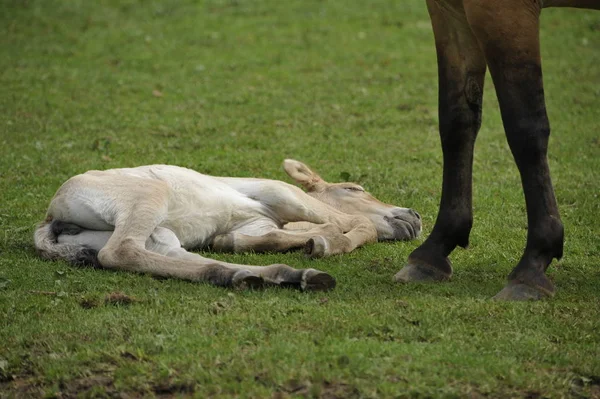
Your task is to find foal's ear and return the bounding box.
[283,159,326,192]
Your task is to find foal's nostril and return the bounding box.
[410,209,421,220]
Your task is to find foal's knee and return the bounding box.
[97,238,140,268]
[211,233,235,252]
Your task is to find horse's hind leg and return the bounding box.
[465,0,562,300]
[92,182,333,290]
[395,0,487,283]
[52,218,334,291]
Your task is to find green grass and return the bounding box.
[1,0,599,397]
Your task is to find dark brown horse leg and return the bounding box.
[395,1,486,282]
[465,1,563,300]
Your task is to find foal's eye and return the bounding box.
[345,186,364,192]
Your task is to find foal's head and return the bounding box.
[283,159,422,241]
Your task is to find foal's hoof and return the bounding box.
[393,263,451,283]
[301,269,336,291]
[492,282,554,301]
[231,270,264,290]
[305,236,328,258]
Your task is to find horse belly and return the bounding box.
[162,184,267,249]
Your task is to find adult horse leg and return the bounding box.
[464,0,563,300]
[395,0,486,282]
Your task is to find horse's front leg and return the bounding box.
[212,218,372,259]
[211,221,344,255]
[465,0,563,300]
[395,0,487,282]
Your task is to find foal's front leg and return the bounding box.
[212,221,349,257]
[213,183,378,257]
[395,0,487,282]
[213,219,373,258]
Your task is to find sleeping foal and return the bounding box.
[35,159,421,291]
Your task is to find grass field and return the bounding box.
[1,0,599,397]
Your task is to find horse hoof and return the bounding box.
[393,263,451,283]
[301,269,336,291]
[231,270,264,290]
[305,236,328,258]
[492,282,554,301]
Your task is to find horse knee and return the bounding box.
[98,238,140,267]
[146,227,181,255]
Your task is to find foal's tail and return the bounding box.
[34,219,101,267]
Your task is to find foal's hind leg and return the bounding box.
[54,219,335,291]
[396,0,487,283]
[148,227,335,291]
[86,180,264,288]
[465,0,562,300]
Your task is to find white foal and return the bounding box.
[34,160,422,290]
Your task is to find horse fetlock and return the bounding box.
[434,211,473,250]
[509,250,557,283]
[305,232,353,258]
[528,215,564,261]
[305,235,329,258]
[265,263,301,282]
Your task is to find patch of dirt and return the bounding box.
[1,376,44,399]
[320,381,360,399]
[58,374,116,398]
[273,379,360,399]
[152,379,195,397]
[523,391,543,399]
[78,296,99,309]
[119,351,139,361]
[104,292,139,306]
[2,372,197,398]
[2,374,117,399]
